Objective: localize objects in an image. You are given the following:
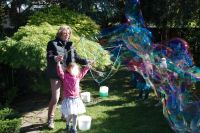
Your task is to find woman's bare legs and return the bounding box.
[47,79,62,129]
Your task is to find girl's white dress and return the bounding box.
[61,97,86,116]
[56,64,89,117]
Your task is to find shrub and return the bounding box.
[0,22,111,71]
[0,119,21,133]
[0,108,21,133]
[2,86,19,106]
[28,5,100,38]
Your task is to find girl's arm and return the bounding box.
[79,60,94,79]
[56,62,65,81]
[79,66,90,79]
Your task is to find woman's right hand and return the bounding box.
[54,55,63,62]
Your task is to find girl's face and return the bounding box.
[67,64,80,76]
[60,29,71,42]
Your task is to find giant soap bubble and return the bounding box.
[97,0,200,132]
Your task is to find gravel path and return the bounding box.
[16,94,50,133]
[20,107,48,133]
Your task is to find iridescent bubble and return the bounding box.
[97,0,200,132]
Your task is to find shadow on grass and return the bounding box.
[81,67,135,96]
[86,100,174,133]
[80,67,174,133]
[20,123,47,133]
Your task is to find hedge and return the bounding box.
[0,108,21,133]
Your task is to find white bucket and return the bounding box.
[80,92,91,103]
[78,115,92,131]
[99,86,109,97]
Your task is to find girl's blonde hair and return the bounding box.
[56,25,72,38]
[67,62,79,69]
[66,63,80,76]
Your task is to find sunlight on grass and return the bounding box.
[41,67,174,133]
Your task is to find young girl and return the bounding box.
[56,61,90,133]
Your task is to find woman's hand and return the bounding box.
[54,55,63,62]
[87,60,95,65]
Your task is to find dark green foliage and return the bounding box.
[181,28,200,66]
[141,0,200,28]
[0,108,17,119]
[3,86,19,106]
[60,0,126,28]
[30,71,50,94]
[0,3,4,25]
[59,0,200,28]
[0,108,21,133]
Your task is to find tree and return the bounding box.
[0,3,5,25]
[61,0,126,28]
[141,0,200,28]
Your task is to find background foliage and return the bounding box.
[28,6,100,38]
[0,1,199,132]
[141,0,200,28]
[0,5,112,71]
[0,5,111,106]
[0,0,199,111]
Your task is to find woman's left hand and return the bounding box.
[87,60,95,65]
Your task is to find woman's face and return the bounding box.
[60,29,71,42]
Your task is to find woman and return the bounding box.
[46,25,88,129]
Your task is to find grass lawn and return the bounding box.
[41,67,174,133]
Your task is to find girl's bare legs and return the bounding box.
[60,84,66,120]
[71,115,78,133]
[66,115,72,125]
[66,115,72,132]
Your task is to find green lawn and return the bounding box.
[42,67,174,133]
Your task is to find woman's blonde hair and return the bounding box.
[56,25,72,38]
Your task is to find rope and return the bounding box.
[80,36,122,85]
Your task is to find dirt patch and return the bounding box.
[13,94,50,133]
[20,107,48,133]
